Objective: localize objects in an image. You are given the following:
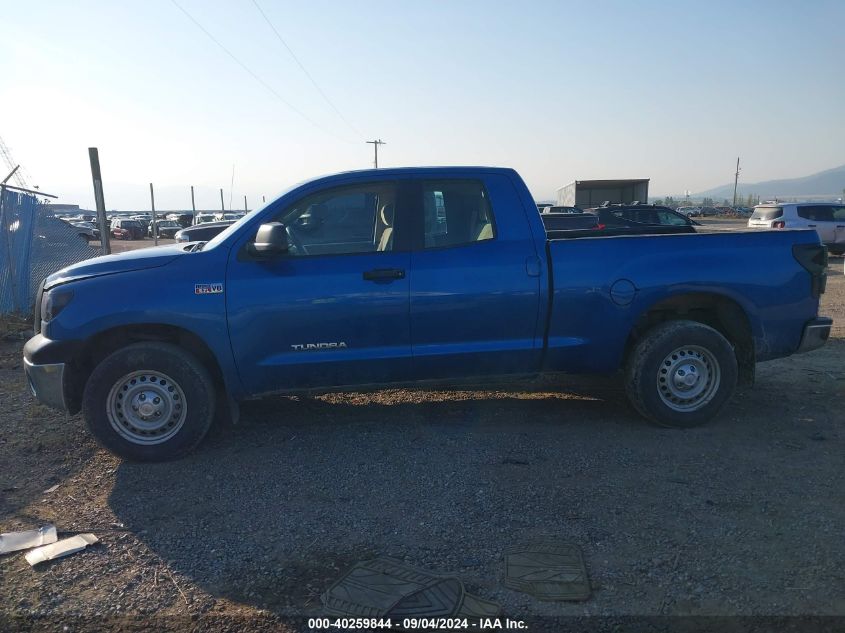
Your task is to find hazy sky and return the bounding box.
[2,0,843,209]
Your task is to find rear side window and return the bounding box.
[750,207,783,221]
[833,206,845,220]
[656,210,690,226]
[422,180,495,248]
[797,206,834,222]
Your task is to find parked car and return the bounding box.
[676,206,703,217]
[69,221,100,242]
[541,205,581,214]
[25,166,830,461]
[194,213,218,225]
[585,204,699,229]
[747,202,845,255]
[174,221,235,243]
[110,219,145,240]
[174,213,194,228]
[148,220,182,239]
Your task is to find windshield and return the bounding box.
[750,206,783,221]
[203,204,270,249]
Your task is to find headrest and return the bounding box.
[380,203,395,227]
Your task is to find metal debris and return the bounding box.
[24,533,98,566]
[504,542,591,601]
[0,525,57,554]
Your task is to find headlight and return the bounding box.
[41,288,74,323]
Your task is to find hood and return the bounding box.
[44,243,187,289]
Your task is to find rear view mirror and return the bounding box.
[251,222,289,256]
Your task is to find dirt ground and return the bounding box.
[1,234,844,631]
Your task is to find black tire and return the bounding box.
[82,342,215,461]
[624,320,737,428]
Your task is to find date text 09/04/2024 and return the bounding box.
[307,617,528,629]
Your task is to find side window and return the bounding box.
[274,182,396,256]
[797,206,834,222]
[832,206,845,221]
[422,180,495,248]
[657,210,690,226]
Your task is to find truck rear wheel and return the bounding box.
[625,320,737,428]
[82,342,215,461]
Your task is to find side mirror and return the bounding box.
[251,222,289,256]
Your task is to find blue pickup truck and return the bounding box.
[24,167,831,460]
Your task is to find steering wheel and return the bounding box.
[285,224,307,255]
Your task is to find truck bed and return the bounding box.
[541,228,823,374]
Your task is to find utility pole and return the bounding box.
[366,139,386,168]
[220,188,225,212]
[150,183,158,246]
[732,157,741,207]
[88,148,111,255]
[190,185,196,221]
[244,195,247,213]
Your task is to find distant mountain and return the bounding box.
[695,164,845,199]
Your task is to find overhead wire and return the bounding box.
[250,0,362,137]
[169,0,354,143]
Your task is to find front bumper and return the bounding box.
[24,358,68,411]
[796,317,833,354]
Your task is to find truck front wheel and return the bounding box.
[625,320,737,428]
[82,342,215,461]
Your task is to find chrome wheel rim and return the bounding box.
[106,371,187,445]
[657,345,720,412]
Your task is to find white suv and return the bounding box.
[748,202,845,255]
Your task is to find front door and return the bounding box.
[226,180,412,394]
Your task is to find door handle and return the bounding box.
[363,268,405,281]
[807,224,816,227]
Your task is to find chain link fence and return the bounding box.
[0,185,95,316]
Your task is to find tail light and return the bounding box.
[772,221,785,228]
[792,243,828,297]
[593,223,606,230]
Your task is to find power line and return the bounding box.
[251,0,362,137]
[169,0,352,143]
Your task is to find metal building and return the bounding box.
[556,179,650,208]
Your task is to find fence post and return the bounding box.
[150,183,158,246]
[88,148,111,255]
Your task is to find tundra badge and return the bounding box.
[195,283,224,295]
[291,342,348,351]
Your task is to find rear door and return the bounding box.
[797,205,836,243]
[225,179,412,394]
[832,205,845,250]
[407,174,543,380]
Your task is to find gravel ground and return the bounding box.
[1,250,843,631]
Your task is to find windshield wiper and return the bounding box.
[192,241,208,252]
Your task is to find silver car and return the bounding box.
[748,203,845,255]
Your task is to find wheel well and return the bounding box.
[624,293,755,386]
[66,324,226,413]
